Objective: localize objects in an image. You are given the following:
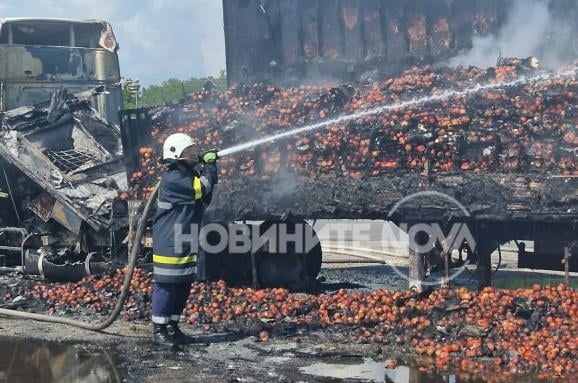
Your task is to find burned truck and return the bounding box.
[122,0,578,289]
[1,8,577,289]
[122,60,578,289]
[0,18,122,124]
[0,19,127,280]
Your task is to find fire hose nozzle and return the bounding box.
[200,149,220,163]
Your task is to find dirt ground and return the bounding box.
[0,265,411,383]
[0,317,411,383]
[1,261,576,382]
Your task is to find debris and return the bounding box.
[510,296,534,319]
[3,272,577,380]
[458,325,489,338]
[259,331,270,342]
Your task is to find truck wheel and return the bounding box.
[304,223,323,280]
[257,220,322,287]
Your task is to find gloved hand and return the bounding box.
[200,149,218,164]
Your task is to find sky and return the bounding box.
[0,0,227,86]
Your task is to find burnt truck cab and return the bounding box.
[0,18,122,126]
[0,19,127,280]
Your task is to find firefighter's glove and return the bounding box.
[200,150,218,164]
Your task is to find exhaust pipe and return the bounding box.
[24,250,108,282]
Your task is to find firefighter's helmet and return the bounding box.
[162,133,195,161]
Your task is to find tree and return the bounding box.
[122,72,227,109]
[121,78,141,109]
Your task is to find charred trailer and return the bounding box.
[111,0,578,289]
[120,58,578,289]
[222,0,578,86]
[0,19,128,281]
[217,0,578,287]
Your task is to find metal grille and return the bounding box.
[46,149,96,172]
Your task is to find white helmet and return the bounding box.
[162,133,195,161]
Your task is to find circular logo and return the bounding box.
[384,191,476,288]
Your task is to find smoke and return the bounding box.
[451,0,576,68]
[267,166,301,199]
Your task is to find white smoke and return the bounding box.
[451,0,575,68]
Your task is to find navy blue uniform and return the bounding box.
[151,162,217,324]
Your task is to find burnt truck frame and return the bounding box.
[0,18,122,125]
[0,19,127,281]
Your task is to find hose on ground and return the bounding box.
[0,182,160,331]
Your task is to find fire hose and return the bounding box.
[0,182,160,331]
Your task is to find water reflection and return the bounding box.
[300,358,449,382]
[0,338,125,383]
[300,357,537,383]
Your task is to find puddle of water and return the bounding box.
[300,357,540,383]
[0,337,126,383]
[300,358,449,383]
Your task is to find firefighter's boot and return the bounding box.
[153,323,175,346]
[167,321,194,345]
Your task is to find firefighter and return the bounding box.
[151,133,218,345]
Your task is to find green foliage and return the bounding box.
[122,71,227,109]
[493,278,578,289]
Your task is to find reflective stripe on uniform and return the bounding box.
[193,177,202,200]
[154,266,197,276]
[200,175,212,193]
[157,201,173,210]
[153,254,197,265]
[152,315,170,324]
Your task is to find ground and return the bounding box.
[0,317,415,383]
[2,258,576,382]
[0,264,407,382]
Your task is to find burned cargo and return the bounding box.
[120,60,578,284]
[4,267,578,381]
[124,61,578,222]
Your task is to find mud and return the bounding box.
[0,319,568,383]
[0,338,126,383]
[0,319,397,383]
